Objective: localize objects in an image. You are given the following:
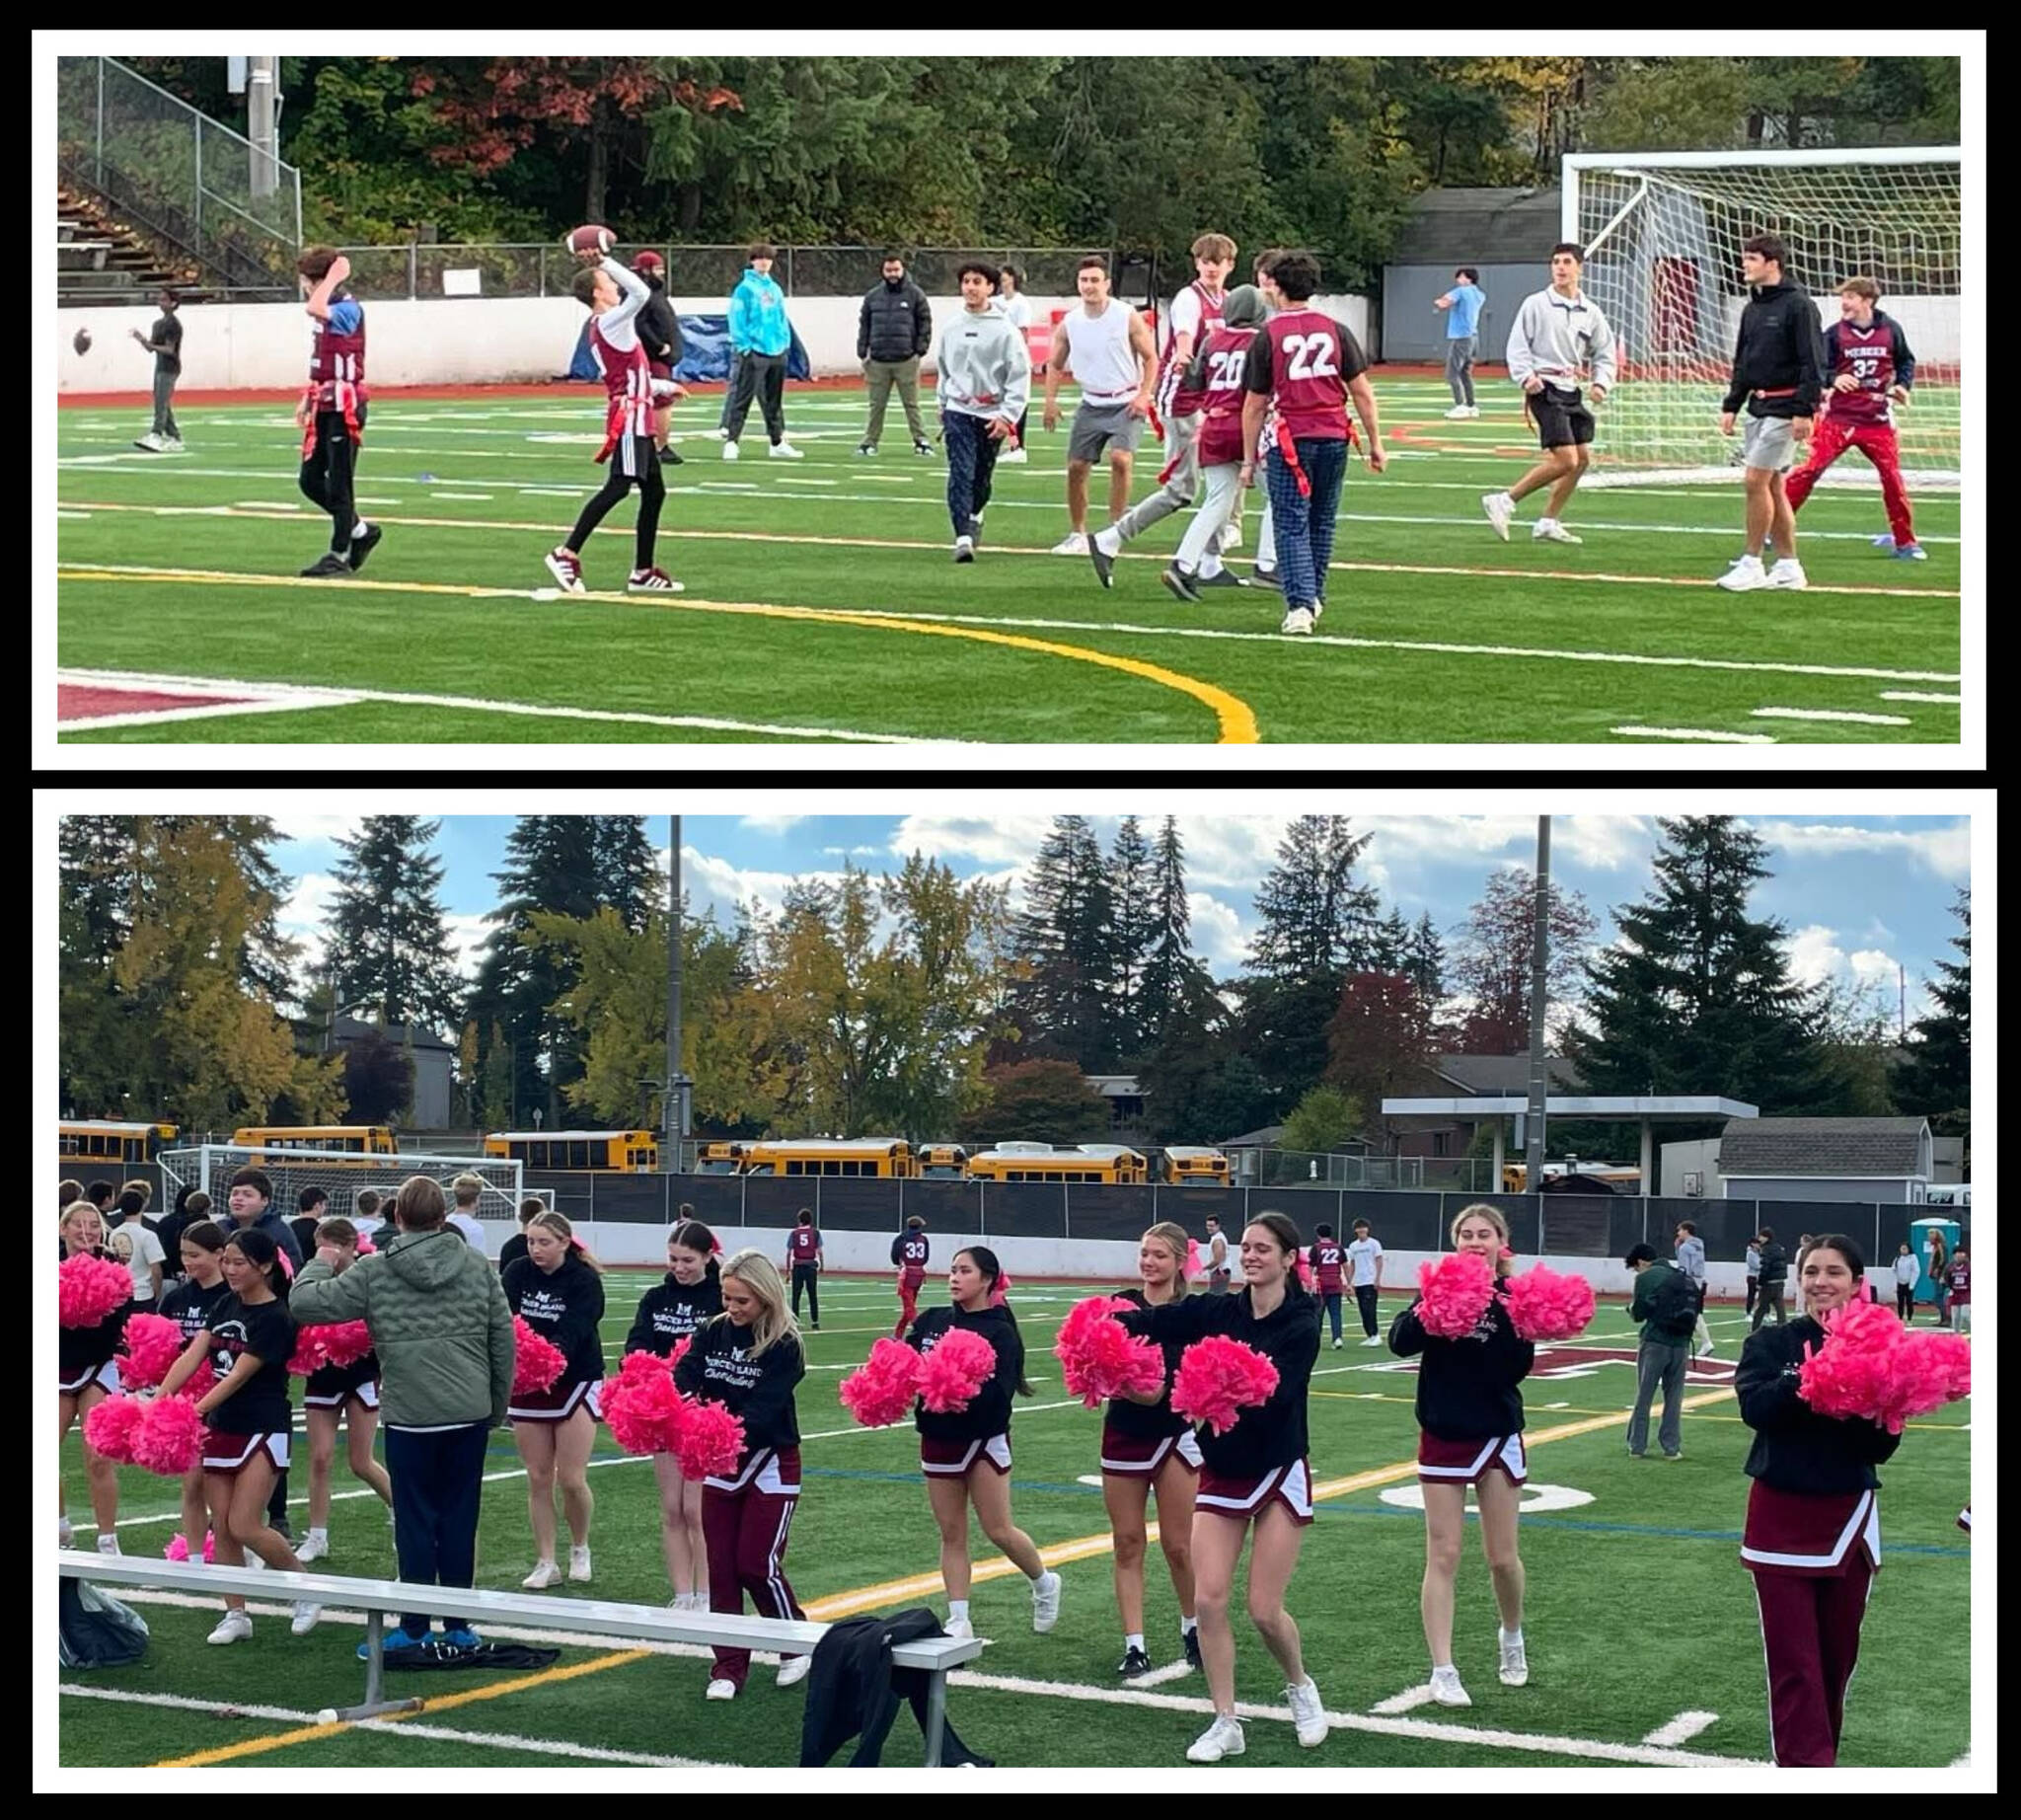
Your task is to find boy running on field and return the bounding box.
[1154,284,1267,600]
[544,238,682,595]
[937,263,1031,563]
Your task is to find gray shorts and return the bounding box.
[1741,413,1796,473]
[1069,400,1146,463]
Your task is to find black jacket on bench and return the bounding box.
[798,1608,993,1768]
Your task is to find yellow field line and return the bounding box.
[53,562,1258,744]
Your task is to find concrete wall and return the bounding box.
[1725,1175,1923,1205]
[59,291,1374,392]
[1660,1137,1724,1200]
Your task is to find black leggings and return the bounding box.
[566,435,665,570]
[1896,1284,1914,1322]
[790,1263,819,1326]
[299,404,365,554]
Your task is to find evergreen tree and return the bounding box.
[1402,909,1447,1008]
[1372,906,1411,972]
[1567,816,1834,1112]
[1892,888,1970,1139]
[1106,815,1157,1064]
[1138,816,1215,1050]
[1010,815,1117,1069]
[593,816,664,932]
[325,816,466,1034]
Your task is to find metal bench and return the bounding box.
[59,1551,984,1764]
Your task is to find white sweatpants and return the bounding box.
[1173,462,1243,573]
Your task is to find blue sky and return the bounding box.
[267,812,1971,1027]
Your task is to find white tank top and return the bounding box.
[1067,299,1139,403]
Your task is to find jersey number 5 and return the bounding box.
[1283,333,1338,381]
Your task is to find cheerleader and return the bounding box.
[626,1217,724,1609]
[1736,1233,1902,1767]
[157,1229,321,1643]
[672,1250,810,1699]
[1118,1212,1326,1764]
[905,1246,1060,1643]
[1103,1221,1201,1679]
[891,1215,931,1338]
[57,1200,126,1553]
[501,1210,605,1587]
[159,1220,232,1561]
[1387,1201,1534,1708]
[296,1218,395,1562]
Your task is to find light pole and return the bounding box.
[664,815,693,1172]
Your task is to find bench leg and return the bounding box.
[332,1609,422,1722]
[922,1669,948,1767]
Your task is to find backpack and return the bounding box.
[58,1576,151,1669]
[1642,1266,1700,1337]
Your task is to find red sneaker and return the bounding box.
[544,547,585,594]
[627,568,685,593]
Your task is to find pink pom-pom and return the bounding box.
[1170,1334,1280,1435]
[511,1317,566,1395]
[1296,1252,1317,1293]
[83,1395,147,1464]
[1053,1296,1164,1408]
[355,1234,375,1254]
[840,1337,924,1428]
[203,1528,216,1561]
[163,1533,188,1562]
[675,1397,745,1479]
[131,1395,208,1476]
[603,1355,685,1456]
[1503,1263,1597,1342]
[318,1321,375,1369]
[59,1253,133,1327]
[989,1270,1012,1309]
[119,1312,187,1390]
[287,1328,328,1376]
[186,1358,216,1402]
[917,1326,997,1414]
[1416,1251,1497,1339]
[667,1334,692,1373]
[1883,1329,1972,1429]
[1185,1238,1203,1281]
[1799,1299,1908,1428]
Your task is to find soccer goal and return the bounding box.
[156,1144,542,1232]
[1564,147,1961,489]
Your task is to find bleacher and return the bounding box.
[57,188,199,307]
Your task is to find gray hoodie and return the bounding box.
[936,304,1030,424]
[290,1226,514,1429]
[1506,286,1616,394]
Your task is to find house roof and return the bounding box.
[1391,188,1563,265]
[1219,1125,1287,1149]
[330,1016,455,1053]
[1429,1055,1584,1097]
[1719,1117,1930,1177]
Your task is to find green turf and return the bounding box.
[59,1278,1972,1769]
[56,386,1963,744]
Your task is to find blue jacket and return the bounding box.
[729,267,791,356]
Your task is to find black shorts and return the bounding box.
[1534,387,1595,450]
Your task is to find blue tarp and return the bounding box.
[566,313,811,384]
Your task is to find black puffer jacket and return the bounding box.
[859,277,932,361]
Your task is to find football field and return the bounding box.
[58,1276,1973,1770]
[55,378,1962,746]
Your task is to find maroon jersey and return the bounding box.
[1250,308,1365,442]
[1193,325,1260,467]
[1156,279,1226,417]
[590,317,654,459]
[1823,316,1906,424]
[897,1233,930,1270]
[1946,1257,1969,1304]
[307,301,366,401]
[1310,1240,1345,1294]
[788,1226,820,1264]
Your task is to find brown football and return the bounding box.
[565,225,614,256]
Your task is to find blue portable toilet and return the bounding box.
[1909,1216,1959,1309]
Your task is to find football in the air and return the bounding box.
[72,326,92,355]
[566,224,614,256]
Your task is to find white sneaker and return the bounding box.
[163,436,186,452]
[207,1610,254,1646]
[944,1616,974,1639]
[769,441,804,460]
[997,447,1028,464]
[1187,1714,1246,1763]
[1031,1569,1062,1633]
[567,1546,592,1583]
[705,1677,738,1702]
[1464,405,1482,417]
[1429,1665,1471,1706]
[1766,558,1808,589]
[1361,1335,1384,1348]
[1332,1338,1343,1349]
[290,1601,324,1636]
[1286,1677,1328,1747]
[705,426,729,440]
[1533,520,1583,544]
[1281,607,1314,637]
[1498,1633,1529,1688]
[1050,532,1089,556]
[1444,405,1471,419]
[522,1559,563,1590]
[97,1533,121,1556]
[681,1591,708,1612]
[296,1533,330,1564]
[721,440,740,461]
[1482,492,1515,541]
[132,432,164,452]
[777,1653,812,1688]
[1219,521,1241,552]
[1717,555,1768,591]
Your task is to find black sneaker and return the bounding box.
[914,439,934,456]
[1182,1627,1203,1672]
[1089,535,1115,588]
[856,442,876,457]
[1118,1644,1153,1679]
[347,523,384,572]
[1195,568,1247,589]
[663,446,685,465]
[1249,565,1281,591]
[299,552,352,578]
[1160,565,1202,603]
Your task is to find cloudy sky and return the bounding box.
[266,811,1970,1028]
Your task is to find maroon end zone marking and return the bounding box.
[1381,1343,1735,1384]
[60,683,260,721]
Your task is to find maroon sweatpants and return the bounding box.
[702,1448,805,1689]
[895,1269,925,1338]
[1749,1555,1875,1766]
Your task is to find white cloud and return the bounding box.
[1848,948,1898,985]
[887,814,1052,870]
[276,871,340,978]
[739,814,809,835]
[1784,924,1848,988]
[444,912,493,980]
[1751,819,1972,882]
[278,814,365,846]
[1186,892,1251,971]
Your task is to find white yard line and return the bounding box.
[1643,1710,1721,1746]
[1371,1684,1442,1714]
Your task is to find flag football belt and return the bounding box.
[1271,418,1359,496]
[300,380,363,459]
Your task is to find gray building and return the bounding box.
[326,1016,456,1129]
[1380,187,1562,363]
[1719,1116,1933,1205]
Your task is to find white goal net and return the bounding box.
[157,1145,540,1241]
[1565,148,1961,489]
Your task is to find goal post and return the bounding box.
[1563,147,1961,489]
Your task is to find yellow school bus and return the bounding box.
[1160,1146,1231,1185]
[485,1130,659,1173]
[917,1144,969,1179]
[58,1120,179,1168]
[1503,1163,1640,1193]
[967,1144,1148,1184]
[232,1126,399,1156]
[740,1138,918,1178]
[695,1141,755,1175]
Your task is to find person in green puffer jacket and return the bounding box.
[290,1175,514,1651]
